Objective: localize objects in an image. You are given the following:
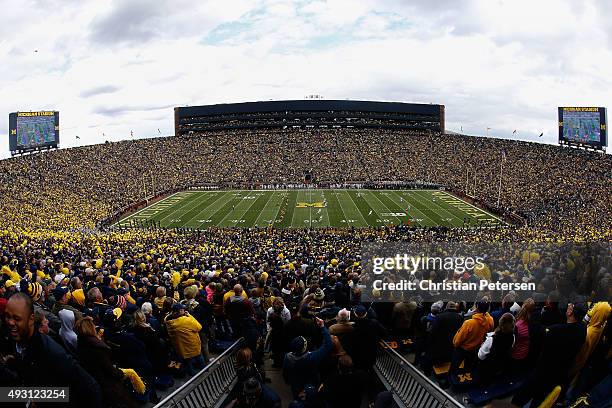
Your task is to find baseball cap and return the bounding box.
[53,286,70,300]
[353,304,367,318]
[172,302,186,311]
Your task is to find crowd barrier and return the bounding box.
[374,341,464,408]
[154,338,244,408]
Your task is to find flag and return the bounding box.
[130,130,133,137]
[538,132,544,137]
[158,128,161,134]
[75,135,80,139]
[512,129,517,134]
[486,127,491,130]
[460,126,463,132]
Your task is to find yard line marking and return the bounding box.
[387,190,436,226]
[113,192,180,227]
[342,190,368,226]
[160,191,210,225]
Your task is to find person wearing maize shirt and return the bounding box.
[165,302,204,375]
[451,298,494,374]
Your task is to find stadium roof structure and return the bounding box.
[174,99,445,134]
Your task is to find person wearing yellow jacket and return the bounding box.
[451,299,494,374]
[569,301,611,382]
[165,302,204,375]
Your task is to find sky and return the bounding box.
[1,0,611,158]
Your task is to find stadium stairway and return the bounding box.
[153,339,473,408]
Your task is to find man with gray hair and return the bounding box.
[329,308,355,354]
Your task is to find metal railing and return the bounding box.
[154,338,244,408]
[374,341,464,408]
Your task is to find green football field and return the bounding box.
[115,189,504,229]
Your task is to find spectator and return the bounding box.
[351,304,386,371]
[75,316,139,408]
[511,302,588,407]
[266,298,290,368]
[510,298,534,374]
[283,317,333,398]
[52,286,83,321]
[328,308,354,353]
[426,301,464,369]
[477,313,516,384]
[225,284,254,338]
[320,354,368,408]
[451,298,494,373]
[165,302,203,375]
[58,309,78,355]
[4,292,103,408]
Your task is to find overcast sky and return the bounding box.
[1,0,611,158]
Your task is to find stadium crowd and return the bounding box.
[0,129,610,239]
[0,128,610,407]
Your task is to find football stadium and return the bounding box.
[1,3,612,408]
[116,189,503,229]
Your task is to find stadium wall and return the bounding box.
[174,100,445,135]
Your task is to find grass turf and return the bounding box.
[116,189,504,229]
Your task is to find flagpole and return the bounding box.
[497,151,505,208]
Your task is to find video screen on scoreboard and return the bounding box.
[558,107,607,147]
[9,111,60,151]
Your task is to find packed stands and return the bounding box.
[0,128,610,407]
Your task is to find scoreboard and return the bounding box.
[558,107,607,148]
[9,111,60,152]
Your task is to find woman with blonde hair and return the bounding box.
[131,309,169,376]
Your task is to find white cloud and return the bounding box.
[1,0,611,158]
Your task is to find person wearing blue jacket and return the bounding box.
[283,317,333,398]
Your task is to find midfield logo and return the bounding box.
[296,202,326,208]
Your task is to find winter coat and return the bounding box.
[13,332,102,408]
[351,317,386,369]
[428,309,464,364]
[283,326,333,398]
[165,313,202,359]
[76,335,139,408]
[453,312,494,351]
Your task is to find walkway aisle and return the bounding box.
[264,357,294,406]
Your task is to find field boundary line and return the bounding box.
[409,190,463,227]
[443,191,506,224]
[113,192,180,227]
